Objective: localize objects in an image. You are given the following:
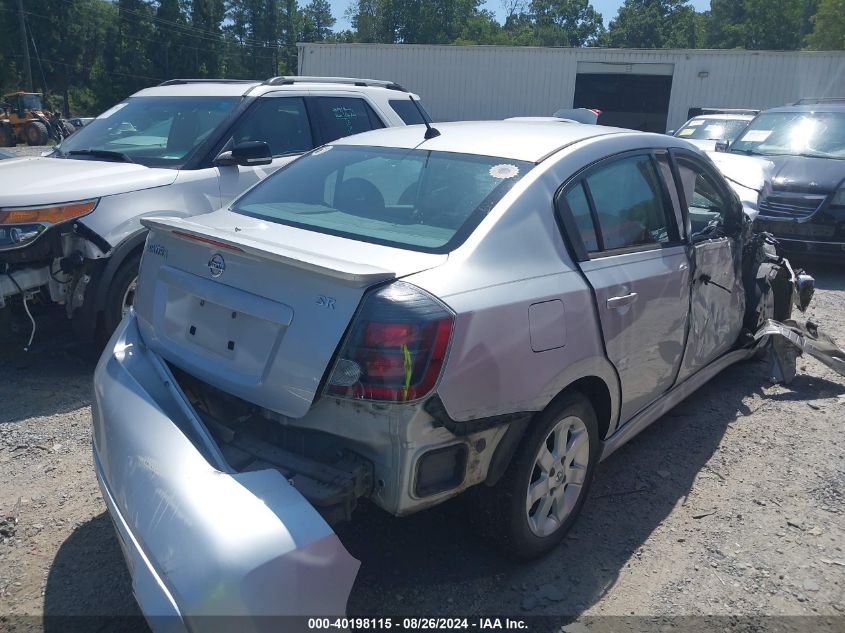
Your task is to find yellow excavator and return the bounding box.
[0,92,75,147]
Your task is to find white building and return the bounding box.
[298,43,845,132]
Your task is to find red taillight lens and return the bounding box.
[326,282,454,402]
[364,322,419,347]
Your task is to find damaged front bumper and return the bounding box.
[755,319,845,384]
[92,313,359,632]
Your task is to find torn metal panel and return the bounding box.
[754,319,845,384]
[92,315,360,626]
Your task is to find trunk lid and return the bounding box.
[134,210,447,418]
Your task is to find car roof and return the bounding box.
[330,120,639,162]
[131,78,415,99]
[763,103,845,114]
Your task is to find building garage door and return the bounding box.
[573,62,674,133]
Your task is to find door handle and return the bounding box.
[607,292,638,309]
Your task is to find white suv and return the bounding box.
[0,76,428,340]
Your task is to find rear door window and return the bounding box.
[584,155,672,251]
[563,182,598,252]
[312,97,385,143]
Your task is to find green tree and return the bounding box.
[806,0,845,49]
[150,0,191,80]
[604,0,700,48]
[104,0,156,102]
[529,0,605,47]
[190,0,227,76]
[706,0,807,50]
[302,0,336,41]
[454,9,511,44]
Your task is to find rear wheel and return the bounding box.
[103,252,142,337]
[26,121,48,146]
[468,392,600,559]
[0,122,14,147]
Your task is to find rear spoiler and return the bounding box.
[141,216,397,286]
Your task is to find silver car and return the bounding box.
[93,121,805,627]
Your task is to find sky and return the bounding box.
[328,0,712,31]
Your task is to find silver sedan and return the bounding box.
[93,120,807,628]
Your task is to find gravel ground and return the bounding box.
[0,259,843,633]
[6,145,53,158]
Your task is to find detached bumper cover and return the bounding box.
[92,313,359,631]
[755,319,845,384]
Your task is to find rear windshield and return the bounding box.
[232,145,533,253]
[675,118,749,141]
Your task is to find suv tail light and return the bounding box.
[326,281,454,402]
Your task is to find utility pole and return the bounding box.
[16,0,33,91]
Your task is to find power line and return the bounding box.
[7,52,164,82]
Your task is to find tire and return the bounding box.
[0,123,14,147]
[26,121,48,146]
[467,392,600,559]
[103,252,142,337]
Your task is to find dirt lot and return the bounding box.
[0,259,844,633]
[3,146,52,159]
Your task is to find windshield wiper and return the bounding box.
[68,149,134,163]
[733,148,766,156]
[794,152,842,160]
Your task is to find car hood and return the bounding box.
[0,156,178,207]
[711,151,845,195]
[759,154,845,193]
[708,152,773,193]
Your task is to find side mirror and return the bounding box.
[714,140,730,153]
[215,140,272,167]
[666,129,675,136]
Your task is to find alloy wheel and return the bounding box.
[120,276,138,319]
[525,415,590,537]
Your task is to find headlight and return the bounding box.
[0,199,98,249]
[831,187,845,207]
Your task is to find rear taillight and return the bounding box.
[326,281,454,402]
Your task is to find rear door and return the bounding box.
[669,150,746,382]
[557,151,691,422]
[307,95,386,144]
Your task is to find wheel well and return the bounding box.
[483,375,614,487]
[556,376,612,441]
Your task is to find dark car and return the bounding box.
[717,99,845,259]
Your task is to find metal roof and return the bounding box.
[330,120,634,162]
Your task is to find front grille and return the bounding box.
[758,192,826,219]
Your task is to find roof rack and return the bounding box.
[263,76,407,91]
[793,97,845,105]
[157,79,259,86]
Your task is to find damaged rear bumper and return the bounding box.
[92,313,359,631]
